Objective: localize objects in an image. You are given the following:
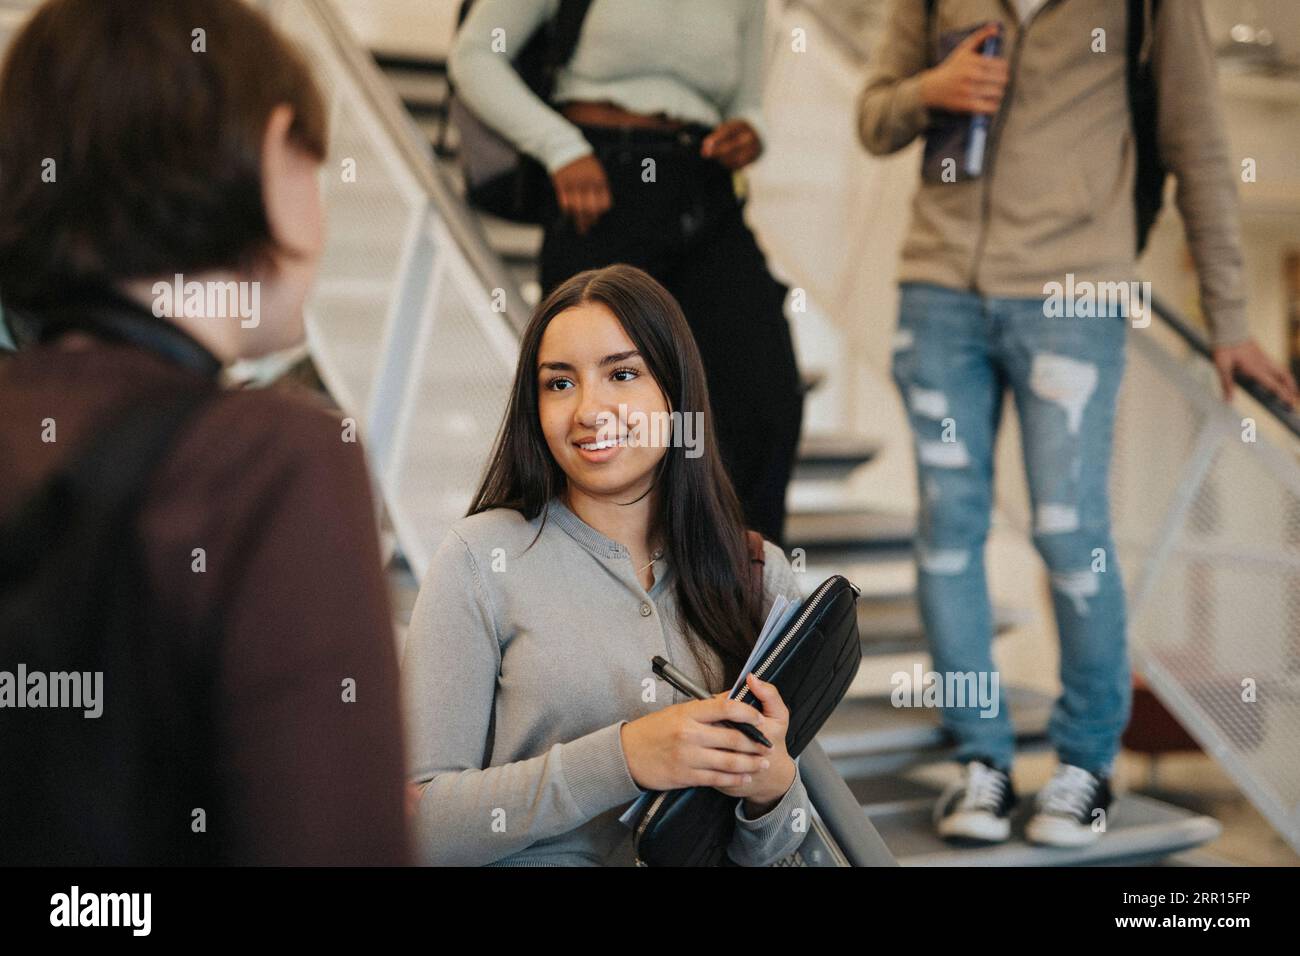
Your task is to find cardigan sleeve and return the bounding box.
[403,528,643,866]
[728,758,809,865]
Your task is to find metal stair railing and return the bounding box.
[997,292,1300,857]
[992,298,1300,856]
[262,0,532,578]
[1121,300,1300,853]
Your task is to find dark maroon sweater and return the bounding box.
[0,338,410,865]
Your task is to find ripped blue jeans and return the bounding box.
[891,282,1131,776]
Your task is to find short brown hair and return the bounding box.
[0,0,328,312]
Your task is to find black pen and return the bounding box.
[651,655,773,749]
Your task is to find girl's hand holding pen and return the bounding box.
[620,673,794,814]
[620,694,772,792]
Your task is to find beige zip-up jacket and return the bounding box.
[858,0,1249,346]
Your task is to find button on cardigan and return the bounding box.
[403,496,810,866]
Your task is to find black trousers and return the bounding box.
[539,123,804,546]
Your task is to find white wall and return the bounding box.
[334,0,458,59]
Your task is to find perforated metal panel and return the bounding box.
[996,323,1300,853]
[385,223,517,577]
[272,0,428,420]
[265,0,521,580]
[1119,333,1300,853]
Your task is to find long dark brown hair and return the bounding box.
[469,264,762,690]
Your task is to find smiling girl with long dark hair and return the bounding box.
[404,264,809,866]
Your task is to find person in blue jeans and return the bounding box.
[893,284,1130,845]
[859,0,1298,848]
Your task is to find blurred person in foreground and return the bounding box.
[0,0,408,865]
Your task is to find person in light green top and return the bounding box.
[403,264,809,866]
[449,0,768,177]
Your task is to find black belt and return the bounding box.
[575,121,713,151]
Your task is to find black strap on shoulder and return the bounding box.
[922,0,939,67]
[0,387,216,584]
[743,529,766,603]
[2,288,221,595]
[546,0,594,76]
[1127,0,1166,254]
[0,380,217,864]
[34,287,223,379]
[69,390,217,514]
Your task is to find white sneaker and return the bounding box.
[933,758,1017,844]
[1025,763,1114,847]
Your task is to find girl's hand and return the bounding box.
[701,119,763,170]
[621,694,772,792]
[713,675,795,815]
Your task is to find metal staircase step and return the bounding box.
[477,214,544,263]
[803,556,917,599]
[372,51,446,74]
[818,686,1055,779]
[855,595,1030,657]
[862,791,1221,866]
[386,71,449,115]
[794,433,882,481]
[804,555,1030,654]
[785,508,916,563]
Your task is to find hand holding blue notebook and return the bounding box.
[618,592,806,828]
[922,21,1005,183]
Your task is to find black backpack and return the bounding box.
[923,0,1166,254]
[0,314,221,864]
[449,0,594,223]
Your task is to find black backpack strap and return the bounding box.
[1126,0,1150,97]
[0,385,219,864]
[35,287,223,378]
[744,529,766,600]
[1127,0,1166,254]
[72,390,215,506]
[0,387,216,592]
[545,0,594,76]
[923,0,938,66]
